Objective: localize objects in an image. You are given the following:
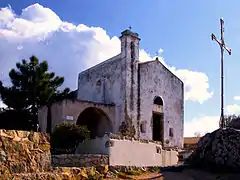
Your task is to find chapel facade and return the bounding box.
[38,29,184,148]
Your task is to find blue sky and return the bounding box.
[0,0,240,136]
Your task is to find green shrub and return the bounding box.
[51,122,90,154]
[119,121,136,137]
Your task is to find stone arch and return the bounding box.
[153,96,164,106]
[77,107,113,139]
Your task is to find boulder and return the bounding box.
[186,128,240,172]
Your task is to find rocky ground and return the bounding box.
[5,167,240,180]
[186,128,240,172]
[160,169,240,180]
[2,128,240,179]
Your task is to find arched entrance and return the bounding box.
[77,107,113,139]
[152,96,164,142]
[153,96,164,106]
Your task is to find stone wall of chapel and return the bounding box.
[77,55,124,131]
[77,54,122,105]
[139,61,184,148]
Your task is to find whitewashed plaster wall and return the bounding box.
[75,134,109,155]
[109,140,178,167]
[138,60,184,148]
[75,134,179,167]
[108,139,164,166]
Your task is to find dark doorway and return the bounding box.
[152,113,164,142]
[77,107,112,139]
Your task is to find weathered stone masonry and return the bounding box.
[0,129,51,174]
[52,154,109,167]
[139,60,184,148]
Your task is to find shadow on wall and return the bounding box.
[76,107,113,139]
[75,134,109,155]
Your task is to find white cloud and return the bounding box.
[170,68,213,103]
[184,116,219,137]
[226,104,240,114]
[0,3,213,105]
[227,96,240,115]
[0,6,15,24]
[233,96,240,101]
[184,103,240,137]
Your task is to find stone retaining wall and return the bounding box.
[52,154,109,167]
[0,129,51,174]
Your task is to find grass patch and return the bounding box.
[149,167,161,173]
[114,168,145,179]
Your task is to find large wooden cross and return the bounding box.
[211,18,231,128]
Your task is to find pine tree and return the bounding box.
[0,56,72,130]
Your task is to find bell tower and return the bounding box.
[120,28,140,65]
[119,28,141,137]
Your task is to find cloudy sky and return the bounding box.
[0,0,240,137]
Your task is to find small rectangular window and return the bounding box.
[140,122,146,133]
[169,128,174,137]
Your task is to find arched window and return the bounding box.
[96,79,101,87]
[153,96,163,106]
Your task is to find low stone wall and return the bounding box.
[52,154,109,167]
[0,129,51,174]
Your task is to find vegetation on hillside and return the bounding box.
[225,115,240,129]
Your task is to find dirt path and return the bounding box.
[105,172,162,180]
[161,169,240,180]
[106,169,240,180]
